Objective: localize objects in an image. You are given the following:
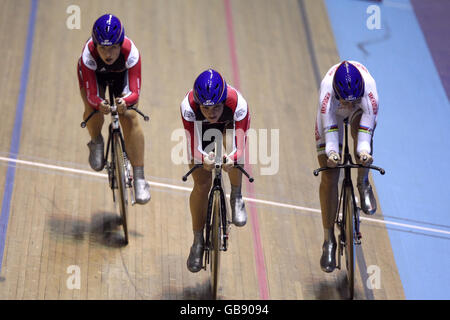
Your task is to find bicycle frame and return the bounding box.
[104,93,134,204]
[335,167,360,271]
[182,142,253,299]
[336,118,361,267]
[80,81,149,245]
[204,159,229,259]
[314,117,385,298]
[182,144,254,264]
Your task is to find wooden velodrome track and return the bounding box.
[0,0,405,299]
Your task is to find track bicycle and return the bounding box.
[313,117,385,299]
[81,82,149,245]
[182,145,254,299]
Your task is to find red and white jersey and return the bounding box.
[315,61,379,156]
[180,85,250,163]
[77,36,141,109]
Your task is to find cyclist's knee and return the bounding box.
[317,154,339,185]
[320,173,339,190]
[193,179,212,194]
[192,169,211,192]
[121,108,139,122]
[120,110,142,131]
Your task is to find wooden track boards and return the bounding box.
[0,0,404,299]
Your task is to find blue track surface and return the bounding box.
[325,0,450,299]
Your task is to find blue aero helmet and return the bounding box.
[193,69,227,106]
[92,14,125,46]
[333,61,365,101]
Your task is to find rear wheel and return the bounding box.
[344,186,355,299]
[210,190,221,299]
[114,134,129,245]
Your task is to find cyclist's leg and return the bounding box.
[223,129,247,227]
[350,111,377,214]
[119,107,145,167]
[190,163,212,231]
[317,154,340,229]
[227,167,247,226]
[80,86,106,171]
[316,115,342,233]
[318,154,339,272]
[187,163,212,272]
[316,114,342,272]
[80,87,104,138]
[119,107,151,204]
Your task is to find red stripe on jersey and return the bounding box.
[87,39,99,60]
[368,92,378,115]
[187,90,200,113]
[120,38,132,60]
[123,56,141,107]
[224,86,238,111]
[321,92,331,114]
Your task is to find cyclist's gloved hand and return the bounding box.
[115,97,127,114]
[327,151,340,168]
[203,152,215,172]
[99,100,111,115]
[222,155,234,173]
[357,151,373,166]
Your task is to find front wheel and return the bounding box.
[210,190,221,299]
[114,134,129,245]
[344,186,355,299]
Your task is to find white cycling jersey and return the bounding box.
[315,61,379,156]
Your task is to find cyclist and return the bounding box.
[77,14,150,204]
[315,60,379,272]
[180,69,250,272]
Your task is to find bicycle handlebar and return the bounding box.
[80,83,149,127]
[182,163,254,183]
[313,163,385,176]
[80,109,97,128]
[80,105,149,128]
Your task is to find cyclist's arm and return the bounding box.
[357,78,379,155]
[122,39,141,107]
[319,78,339,157]
[180,94,208,163]
[228,90,250,163]
[79,54,103,109]
[229,108,250,163]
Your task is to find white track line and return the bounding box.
[0,156,449,236]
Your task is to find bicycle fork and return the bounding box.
[336,182,362,270]
[203,186,229,270]
[349,185,362,245]
[105,127,136,206]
